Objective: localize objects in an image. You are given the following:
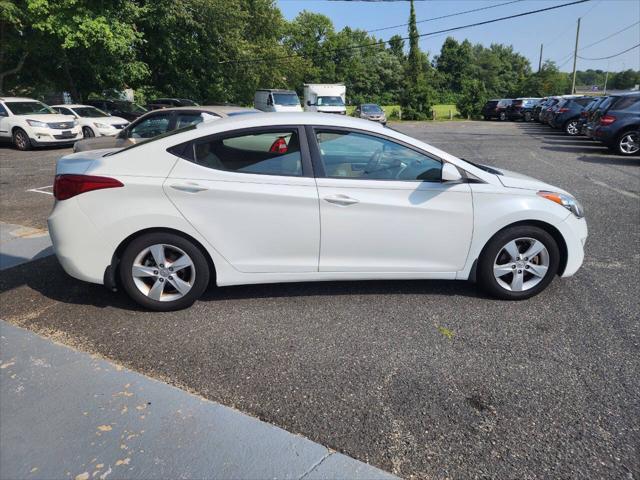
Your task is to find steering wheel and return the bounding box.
[364,149,384,174]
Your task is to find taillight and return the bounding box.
[53,174,123,201]
[269,137,288,154]
[557,108,569,113]
[580,111,588,117]
[599,115,616,126]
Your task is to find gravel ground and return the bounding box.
[1,121,638,479]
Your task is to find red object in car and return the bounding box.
[599,115,617,126]
[54,174,124,201]
[557,108,569,113]
[269,137,288,154]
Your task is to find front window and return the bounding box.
[315,130,442,182]
[272,93,300,106]
[5,101,56,115]
[192,129,302,177]
[73,107,109,118]
[317,96,344,107]
[362,105,383,114]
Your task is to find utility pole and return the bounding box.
[571,17,581,94]
[538,44,543,73]
[603,61,610,94]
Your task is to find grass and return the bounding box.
[346,104,460,120]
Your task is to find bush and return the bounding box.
[456,79,488,119]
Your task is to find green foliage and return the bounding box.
[457,79,488,119]
[1,0,637,117]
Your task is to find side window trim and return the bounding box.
[169,125,314,178]
[307,125,446,182]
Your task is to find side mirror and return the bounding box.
[441,163,462,182]
[306,100,312,106]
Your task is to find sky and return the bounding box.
[276,0,640,73]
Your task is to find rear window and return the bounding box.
[610,95,640,112]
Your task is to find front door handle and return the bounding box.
[323,194,359,206]
[169,182,208,193]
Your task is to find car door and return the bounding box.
[310,127,473,273]
[0,103,10,139]
[164,126,320,273]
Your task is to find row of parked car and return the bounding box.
[481,93,640,156]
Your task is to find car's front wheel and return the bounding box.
[82,126,95,138]
[119,232,210,311]
[614,130,639,156]
[477,226,560,300]
[523,111,532,122]
[499,112,507,121]
[13,128,32,151]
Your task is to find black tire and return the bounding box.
[119,232,210,311]
[13,128,32,151]
[82,126,95,138]
[564,119,580,136]
[477,225,560,300]
[523,111,532,122]
[483,115,490,121]
[614,129,640,156]
[499,111,507,121]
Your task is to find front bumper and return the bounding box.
[559,213,588,277]
[30,126,82,145]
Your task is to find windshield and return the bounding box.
[73,107,109,118]
[272,93,300,106]
[5,101,56,115]
[115,102,147,113]
[362,104,383,113]
[317,96,344,107]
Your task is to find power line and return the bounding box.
[578,43,640,60]
[219,0,590,64]
[365,0,525,34]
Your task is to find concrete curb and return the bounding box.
[0,321,398,480]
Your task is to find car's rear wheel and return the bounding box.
[82,126,95,138]
[564,119,580,136]
[13,128,32,151]
[523,111,532,122]
[119,232,210,311]
[478,226,560,300]
[615,130,639,156]
[499,111,507,121]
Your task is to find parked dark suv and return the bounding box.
[481,99,501,120]
[548,96,594,135]
[84,99,148,122]
[589,93,639,156]
[507,98,540,121]
[578,96,606,135]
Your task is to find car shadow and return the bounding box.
[540,145,611,154]
[575,154,640,167]
[0,255,486,312]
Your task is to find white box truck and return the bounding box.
[303,84,346,115]
[254,89,303,112]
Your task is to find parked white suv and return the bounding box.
[51,104,129,138]
[0,97,82,150]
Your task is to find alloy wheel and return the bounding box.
[131,243,196,302]
[493,237,550,292]
[566,120,579,136]
[14,131,29,150]
[619,132,639,155]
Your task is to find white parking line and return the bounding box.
[26,185,53,196]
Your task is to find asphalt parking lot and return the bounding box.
[1,121,639,479]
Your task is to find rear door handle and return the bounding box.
[169,182,208,193]
[323,194,359,206]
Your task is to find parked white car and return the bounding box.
[0,97,82,150]
[49,113,587,311]
[52,104,129,138]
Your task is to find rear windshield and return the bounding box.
[610,95,640,112]
[105,124,197,157]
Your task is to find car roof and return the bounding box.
[0,97,40,102]
[256,89,297,94]
[51,104,101,109]
[138,105,258,117]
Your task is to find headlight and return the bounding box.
[538,191,584,218]
[94,122,110,129]
[73,120,79,126]
[27,119,47,128]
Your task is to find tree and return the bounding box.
[387,34,405,60]
[457,78,487,119]
[406,0,421,82]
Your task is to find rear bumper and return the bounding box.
[48,198,110,284]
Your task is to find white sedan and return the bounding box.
[52,104,129,138]
[48,113,587,311]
